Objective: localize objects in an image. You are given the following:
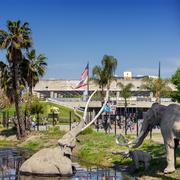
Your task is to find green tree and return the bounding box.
[0,20,32,138]
[22,49,47,129]
[90,55,117,133]
[171,68,180,103]
[140,77,171,103]
[24,49,47,97]
[0,89,10,109]
[117,82,134,135]
[31,96,44,131]
[91,55,117,96]
[82,55,118,130]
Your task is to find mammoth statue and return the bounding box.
[113,149,151,171]
[116,103,180,174]
[20,90,110,176]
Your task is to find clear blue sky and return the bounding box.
[0,0,180,79]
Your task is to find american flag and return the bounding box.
[75,63,89,89]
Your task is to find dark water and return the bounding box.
[0,148,135,180]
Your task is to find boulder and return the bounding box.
[20,147,73,176]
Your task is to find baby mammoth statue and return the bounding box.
[125,150,151,170]
[113,150,151,171]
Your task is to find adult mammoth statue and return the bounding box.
[116,103,180,173]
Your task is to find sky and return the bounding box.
[0,0,180,79]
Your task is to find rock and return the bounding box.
[20,147,73,176]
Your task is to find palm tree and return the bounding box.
[91,55,117,132]
[24,49,47,97]
[141,77,171,103]
[91,55,117,97]
[0,89,10,109]
[31,96,44,131]
[0,20,32,138]
[117,82,134,135]
[0,62,14,103]
[22,49,47,130]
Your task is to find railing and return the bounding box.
[50,97,173,103]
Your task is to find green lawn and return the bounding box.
[75,130,180,179]
[0,101,82,125]
[1,126,180,179]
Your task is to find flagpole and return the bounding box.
[87,62,89,101]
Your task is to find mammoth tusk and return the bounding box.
[74,108,83,120]
[82,89,98,124]
[116,134,133,147]
[116,131,145,148]
[81,90,109,131]
[133,131,145,144]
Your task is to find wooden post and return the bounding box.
[136,108,139,137]
[2,111,6,128]
[7,111,9,129]
[114,115,117,135]
[52,111,55,126]
[69,111,72,130]
[124,109,127,135]
[37,113,39,131]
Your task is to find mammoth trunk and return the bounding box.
[132,129,149,148]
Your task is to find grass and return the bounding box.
[40,102,77,120]
[1,125,180,179]
[75,130,180,179]
[75,131,131,167]
[23,139,44,152]
[21,126,66,153]
[0,139,14,147]
[0,101,82,125]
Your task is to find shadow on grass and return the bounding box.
[0,127,17,137]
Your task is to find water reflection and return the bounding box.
[0,148,134,180]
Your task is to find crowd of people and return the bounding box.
[95,113,142,134]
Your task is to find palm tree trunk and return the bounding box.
[13,63,26,138]
[26,83,33,130]
[14,93,22,139]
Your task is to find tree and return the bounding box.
[31,96,44,131]
[91,55,117,133]
[0,90,10,109]
[140,77,171,103]
[21,49,47,129]
[0,20,32,139]
[24,49,47,97]
[91,55,117,96]
[171,68,180,103]
[117,82,134,135]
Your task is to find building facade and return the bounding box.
[33,76,176,110]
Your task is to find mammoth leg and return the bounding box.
[131,152,139,170]
[164,140,175,174]
[174,139,179,168]
[144,161,150,170]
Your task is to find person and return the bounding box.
[103,102,111,113]
[107,114,112,133]
[126,118,132,132]
[102,102,111,133]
